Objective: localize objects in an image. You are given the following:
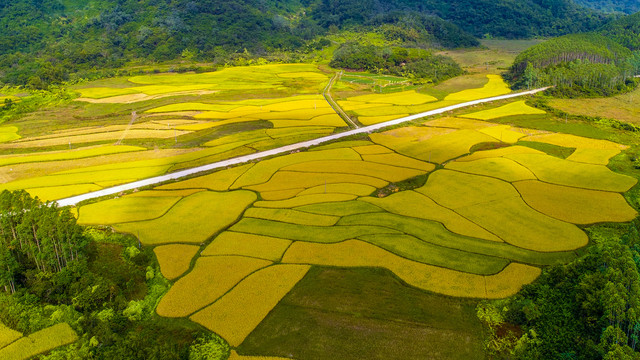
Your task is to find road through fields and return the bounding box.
[57,87,548,207]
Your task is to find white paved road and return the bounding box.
[56,87,549,207]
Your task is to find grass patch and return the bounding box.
[239,266,485,360]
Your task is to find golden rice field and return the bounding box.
[2,66,638,354]
[0,323,78,360]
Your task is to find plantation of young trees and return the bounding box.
[0,190,87,294]
[508,34,640,97]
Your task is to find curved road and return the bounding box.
[57,87,549,207]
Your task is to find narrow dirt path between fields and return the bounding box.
[57,87,549,207]
[324,72,358,129]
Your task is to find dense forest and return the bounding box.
[330,44,463,83]
[574,0,640,14]
[507,21,640,97]
[0,190,228,359]
[0,0,615,89]
[481,220,640,359]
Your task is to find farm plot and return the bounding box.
[460,100,546,120]
[113,191,256,245]
[0,323,78,360]
[444,74,511,101]
[64,102,638,353]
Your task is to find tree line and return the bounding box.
[507,31,640,97]
[0,190,87,294]
[330,43,463,83]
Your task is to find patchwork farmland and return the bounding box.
[1,63,639,359]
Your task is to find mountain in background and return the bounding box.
[573,0,640,14]
[0,0,615,88]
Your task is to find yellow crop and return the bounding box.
[156,256,272,318]
[458,197,588,252]
[353,105,412,117]
[147,103,240,113]
[351,144,392,155]
[461,101,545,120]
[78,196,181,225]
[190,264,310,346]
[521,133,628,150]
[444,75,511,101]
[228,350,293,360]
[114,191,257,245]
[0,126,20,143]
[202,231,292,261]
[296,183,376,197]
[281,160,425,182]
[158,164,253,191]
[253,193,358,208]
[514,180,637,225]
[478,125,526,143]
[337,101,381,111]
[5,129,189,148]
[154,244,201,280]
[371,128,496,164]
[361,153,435,172]
[505,153,637,192]
[270,114,346,128]
[361,191,501,242]
[348,90,437,105]
[358,114,408,126]
[0,145,145,167]
[456,145,545,162]
[232,148,361,188]
[0,322,22,349]
[0,323,78,360]
[445,157,536,182]
[281,240,540,299]
[27,184,102,202]
[244,207,340,226]
[567,148,621,165]
[259,188,305,201]
[423,117,494,129]
[417,169,519,209]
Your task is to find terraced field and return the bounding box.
[73,99,637,351]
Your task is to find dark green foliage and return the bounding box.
[507,34,639,96]
[574,0,640,14]
[311,0,609,39]
[600,12,640,50]
[501,221,640,359]
[330,43,463,83]
[0,190,87,294]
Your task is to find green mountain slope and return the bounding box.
[573,0,640,14]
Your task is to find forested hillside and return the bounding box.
[313,0,609,39]
[507,13,640,97]
[573,0,640,13]
[0,0,613,89]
